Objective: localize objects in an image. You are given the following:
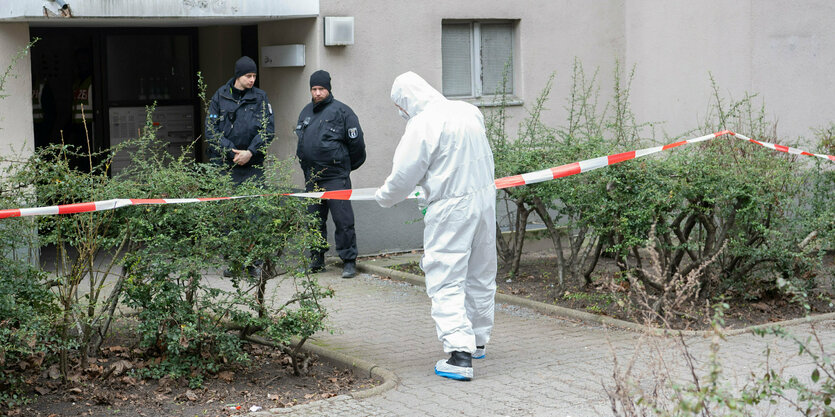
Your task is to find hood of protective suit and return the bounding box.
[390,71,446,120]
[376,71,495,210]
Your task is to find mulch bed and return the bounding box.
[12,341,380,417]
[386,253,835,331]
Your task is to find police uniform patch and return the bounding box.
[348,127,358,139]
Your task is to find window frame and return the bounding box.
[442,19,517,101]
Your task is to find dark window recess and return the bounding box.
[106,34,193,103]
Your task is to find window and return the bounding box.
[442,21,514,98]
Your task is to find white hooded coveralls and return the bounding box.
[375,72,497,354]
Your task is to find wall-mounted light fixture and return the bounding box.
[324,16,354,46]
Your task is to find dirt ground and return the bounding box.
[388,252,835,331]
[11,341,380,417]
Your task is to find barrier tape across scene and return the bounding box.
[1,130,832,220]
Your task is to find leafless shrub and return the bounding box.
[607,225,726,328]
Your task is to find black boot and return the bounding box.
[309,252,325,273]
[247,264,263,278]
[447,351,472,368]
[341,261,356,278]
[434,350,474,381]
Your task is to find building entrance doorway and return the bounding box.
[30,27,200,175]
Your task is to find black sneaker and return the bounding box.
[341,261,357,278]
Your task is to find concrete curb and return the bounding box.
[302,339,400,399]
[260,258,402,406]
[356,262,835,337]
[245,334,399,415]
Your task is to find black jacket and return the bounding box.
[295,94,366,182]
[206,78,275,169]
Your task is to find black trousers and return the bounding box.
[229,164,264,185]
[307,177,357,262]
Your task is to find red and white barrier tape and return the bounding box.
[494,130,833,189]
[734,131,835,162]
[280,188,379,202]
[0,195,258,219]
[1,131,832,219]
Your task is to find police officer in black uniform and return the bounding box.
[295,70,366,278]
[206,56,275,184]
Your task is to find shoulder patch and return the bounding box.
[348,127,358,139]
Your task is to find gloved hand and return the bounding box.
[413,186,427,216]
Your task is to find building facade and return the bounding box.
[1,0,833,254]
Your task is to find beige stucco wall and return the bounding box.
[198,26,242,99]
[750,1,835,140]
[197,25,241,157]
[257,17,319,175]
[258,1,625,189]
[254,1,625,254]
[626,0,835,141]
[0,23,34,161]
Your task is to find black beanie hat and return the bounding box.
[234,56,257,78]
[309,70,332,92]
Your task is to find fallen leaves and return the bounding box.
[120,376,137,386]
[217,370,235,382]
[102,359,133,379]
[106,345,130,357]
[47,364,61,380]
[14,340,379,416]
[750,302,771,312]
[84,363,103,378]
[183,389,199,402]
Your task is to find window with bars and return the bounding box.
[442,21,515,98]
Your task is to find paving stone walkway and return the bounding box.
[250,254,835,417]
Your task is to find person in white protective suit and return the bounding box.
[375,72,497,381]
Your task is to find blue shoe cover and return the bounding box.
[434,359,473,381]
